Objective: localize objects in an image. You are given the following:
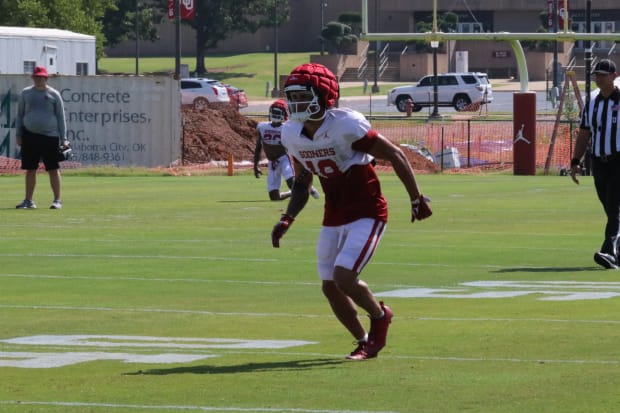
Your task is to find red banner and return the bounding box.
[168,0,174,19]
[547,0,570,29]
[168,0,195,20]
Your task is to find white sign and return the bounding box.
[0,75,181,167]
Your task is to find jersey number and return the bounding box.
[304,159,342,178]
[262,131,281,143]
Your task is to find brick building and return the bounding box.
[107,0,619,81]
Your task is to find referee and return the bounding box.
[571,59,620,269]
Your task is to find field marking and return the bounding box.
[2,335,316,349]
[0,336,317,368]
[0,351,216,368]
[0,304,324,318]
[378,280,620,301]
[0,252,280,262]
[1,348,618,368]
[0,273,318,286]
[218,350,620,366]
[0,400,400,413]
[2,304,620,324]
[1,334,619,368]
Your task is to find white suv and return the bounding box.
[387,72,493,112]
[181,78,230,109]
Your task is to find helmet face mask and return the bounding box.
[284,86,322,122]
[269,99,288,123]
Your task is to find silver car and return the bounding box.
[181,78,230,109]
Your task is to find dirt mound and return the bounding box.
[182,105,258,164]
[181,104,439,173]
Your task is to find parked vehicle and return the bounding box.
[223,83,248,109]
[181,78,229,109]
[387,72,493,112]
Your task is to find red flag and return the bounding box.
[548,0,570,29]
[168,0,174,19]
[181,0,195,20]
[168,0,195,20]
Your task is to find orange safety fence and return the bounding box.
[370,117,578,171]
[1,117,579,175]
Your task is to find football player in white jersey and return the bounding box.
[254,99,320,201]
[271,63,432,360]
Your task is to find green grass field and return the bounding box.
[1,173,619,413]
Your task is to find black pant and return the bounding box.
[592,154,620,256]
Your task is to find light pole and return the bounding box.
[271,0,279,97]
[552,0,559,89]
[320,0,326,55]
[173,0,181,78]
[430,40,441,118]
[371,0,380,93]
[135,0,140,76]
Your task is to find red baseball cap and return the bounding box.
[33,66,48,78]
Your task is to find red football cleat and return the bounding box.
[365,301,393,357]
[346,342,374,360]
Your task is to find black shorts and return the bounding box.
[20,128,61,171]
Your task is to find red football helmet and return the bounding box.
[283,63,339,122]
[269,99,288,123]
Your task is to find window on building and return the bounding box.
[458,22,484,33]
[572,21,616,49]
[76,62,89,76]
[23,61,36,75]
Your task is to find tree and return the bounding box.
[319,12,361,54]
[0,0,116,59]
[102,0,162,48]
[158,0,288,75]
[521,11,555,51]
[413,11,459,52]
[320,22,357,54]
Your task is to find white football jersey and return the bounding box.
[281,108,375,178]
[256,121,283,146]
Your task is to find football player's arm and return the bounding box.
[271,159,311,247]
[367,133,422,200]
[253,133,263,178]
[284,160,311,218]
[366,133,432,222]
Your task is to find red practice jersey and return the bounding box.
[281,108,388,226]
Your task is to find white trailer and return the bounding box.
[0,26,96,76]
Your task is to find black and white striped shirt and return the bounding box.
[580,87,620,157]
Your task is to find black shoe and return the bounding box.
[594,252,619,270]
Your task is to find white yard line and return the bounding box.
[2,303,620,325]
[0,401,401,413]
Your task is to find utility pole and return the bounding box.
[320,0,326,55]
[552,0,559,88]
[371,0,380,93]
[271,0,279,97]
[135,0,140,76]
[174,0,181,79]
